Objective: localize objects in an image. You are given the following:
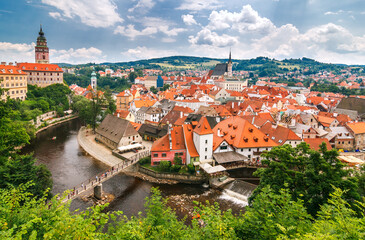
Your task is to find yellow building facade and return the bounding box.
[0,64,28,101]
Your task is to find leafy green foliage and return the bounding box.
[0,94,52,198]
[64,70,130,92]
[0,183,110,239]
[1,184,365,239]
[237,187,312,239]
[139,156,151,165]
[150,86,158,94]
[251,142,361,217]
[158,161,171,172]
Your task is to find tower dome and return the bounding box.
[35,25,49,64]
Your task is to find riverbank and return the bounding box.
[77,127,124,167]
[35,115,78,135]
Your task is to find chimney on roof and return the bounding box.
[168,127,172,150]
[217,128,222,137]
[180,111,183,118]
[8,62,13,66]
[1,62,5,65]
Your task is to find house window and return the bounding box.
[153,153,158,157]
[205,148,207,152]
[205,156,207,159]
[249,148,251,151]
[248,155,251,159]
[162,153,166,157]
[205,140,208,144]
[220,145,228,150]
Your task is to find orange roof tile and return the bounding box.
[304,138,332,151]
[0,65,26,75]
[17,63,63,72]
[212,116,278,150]
[347,122,365,134]
[134,100,156,108]
[130,122,142,131]
[151,135,170,152]
[183,124,199,157]
[194,117,213,135]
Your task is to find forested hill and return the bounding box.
[57,56,361,71]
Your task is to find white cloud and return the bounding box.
[115,17,186,39]
[176,0,221,11]
[186,4,365,64]
[182,14,197,25]
[161,37,176,43]
[189,28,238,47]
[42,0,123,28]
[121,46,178,61]
[0,42,35,63]
[114,25,158,39]
[207,5,275,34]
[48,12,65,21]
[128,0,155,13]
[50,47,106,64]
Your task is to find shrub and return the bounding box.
[187,163,195,174]
[174,156,182,165]
[139,156,151,165]
[171,164,181,172]
[159,161,171,172]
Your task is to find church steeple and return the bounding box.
[35,25,49,64]
[227,49,232,77]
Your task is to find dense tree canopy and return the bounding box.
[0,91,52,198]
[251,142,361,216]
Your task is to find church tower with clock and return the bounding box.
[35,25,49,64]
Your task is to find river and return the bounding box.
[22,119,247,219]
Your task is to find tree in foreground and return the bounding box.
[0,96,52,198]
[250,142,361,217]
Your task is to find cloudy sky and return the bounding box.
[1,0,365,64]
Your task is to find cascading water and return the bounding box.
[219,180,257,206]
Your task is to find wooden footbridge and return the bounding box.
[61,150,150,203]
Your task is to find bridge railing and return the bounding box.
[62,150,150,201]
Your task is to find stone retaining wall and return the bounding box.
[138,166,206,184]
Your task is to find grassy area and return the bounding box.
[277,63,301,70]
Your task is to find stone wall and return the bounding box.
[138,166,206,184]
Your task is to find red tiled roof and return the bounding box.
[17,63,63,72]
[194,116,213,135]
[151,126,186,152]
[304,138,332,151]
[151,135,170,152]
[260,124,301,145]
[0,65,26,75]
[171,126,186,150]
[213,116,278,150]
[182,124,199,157]
[346,122,365,134]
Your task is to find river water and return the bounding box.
[22,119,247,219]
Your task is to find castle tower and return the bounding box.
[227,49,232,77]
[91,70,97,90]
[35,25,49,64]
